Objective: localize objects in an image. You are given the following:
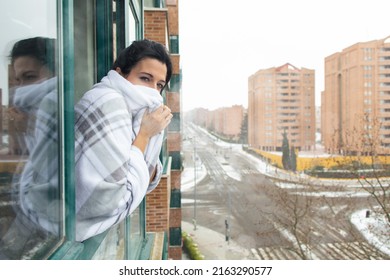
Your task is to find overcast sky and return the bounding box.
[179,0,390,111]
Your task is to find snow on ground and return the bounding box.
[351,209,390,256]
[181,127,390,257]
[181,164,208,193]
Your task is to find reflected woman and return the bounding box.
[0,37,60,259]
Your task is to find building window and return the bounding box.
[364,91,372,96]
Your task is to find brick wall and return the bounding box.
[167,91,180,112]
[167,2,179,34]
[144,6,170,241]
[144,10,168,45]
[166,1,182,260]
[146,173,170,232]
[144,1,182,260]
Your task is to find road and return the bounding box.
[181,123,389,259]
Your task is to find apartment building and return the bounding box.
[187,105,245,142]
[322,35,390,155]
[248,63,315,152]
[212,105,244,141]
[189,107,211,129]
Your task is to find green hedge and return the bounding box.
[182,231,204,260]
[305,169,390,179]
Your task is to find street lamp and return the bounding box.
[191,136,197,230]
[225,186,231,244]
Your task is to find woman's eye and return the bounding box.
[25,75,38,81]
[157,83,165,90]
[140,76,150,82]
[18,74,39,85]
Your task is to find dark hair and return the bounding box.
[112,39,172,90]
[10,37,56,75]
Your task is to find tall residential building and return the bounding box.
[322,35,390,155]
[248,63,315,151]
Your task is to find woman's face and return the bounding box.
[13,56,52,86]
[118,58,167,92]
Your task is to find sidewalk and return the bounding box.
[181,221,254,260]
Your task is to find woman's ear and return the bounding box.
[115,67,122,74]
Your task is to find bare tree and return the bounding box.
[321,115,390,258]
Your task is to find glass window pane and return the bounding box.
[128,3,139,43]
[128,208,142,259]
[91,223,125,259]
[143,0,155,8]
[74,0,96,103]
[0,0,62,259]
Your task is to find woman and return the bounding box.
[75,39,173,242]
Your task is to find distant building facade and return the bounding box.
[187,105,245,142]
[322,35,390,155]
[213,105,244,141]
[248,63,316,152]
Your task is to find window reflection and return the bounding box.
[92,223,125,260]
[129,208,141,259]
[128,2,139,43]
[127,1,143,258]
[0,1,61,260]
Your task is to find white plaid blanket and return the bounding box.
[12,77,61,234]
[75,70,163,241]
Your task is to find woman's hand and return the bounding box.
[140,105,172,137]
[133,105,172,153]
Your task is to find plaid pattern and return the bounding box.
[75,70,163,241]
[12,78,61,234]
